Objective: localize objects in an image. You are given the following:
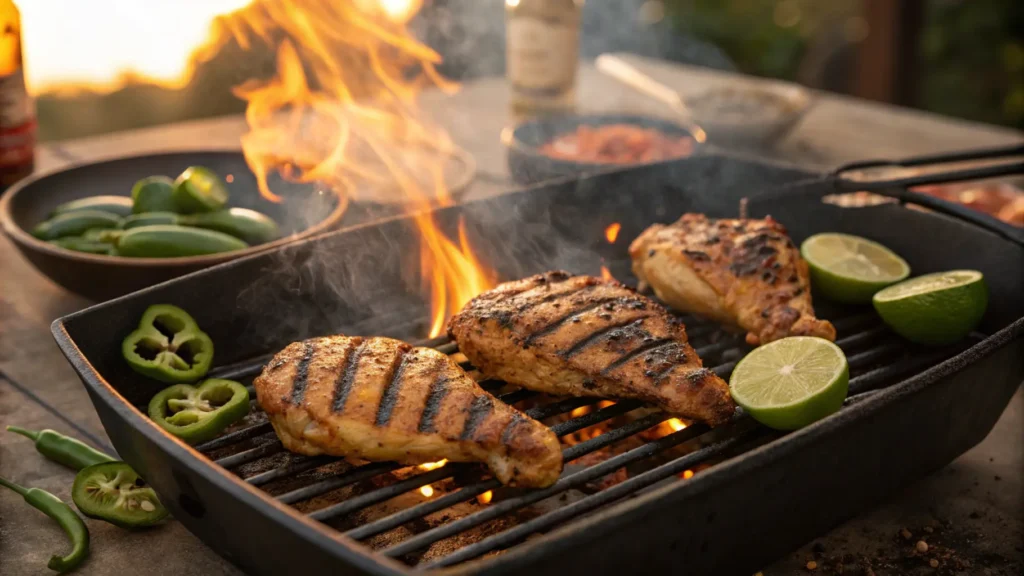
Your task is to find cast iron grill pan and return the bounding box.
[52,154,1024,576]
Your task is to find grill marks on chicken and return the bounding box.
[448,272,736,426]
[254,336,563,488]
[630,213,836,345]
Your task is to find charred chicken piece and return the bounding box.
[254,336,562,488]
[447,272,736,427]
[629,213,835,346]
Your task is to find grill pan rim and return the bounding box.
[447,316,1024,574]
[49,152,1024,575]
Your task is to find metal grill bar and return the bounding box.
[343,406,658,540]
[381,349,929,561]
[694,335,747,357]
[197,421,273,452]
[279,462,401,505]
[247,456,338,487]
[845,341,902,371]
[216,441,283,468]
[421,430,761,569]
[847,344,971,396]
[381,420,715,558]
[834,325,889,350]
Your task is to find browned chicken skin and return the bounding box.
[253,336,563,488]
[447,272,736,427]
[630,214,835,346]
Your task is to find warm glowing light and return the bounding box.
[598,400,615,409]
[379,0,422,23]
[225,174,235,183]
[217,0,492,333]
[19,0,253,94]
[605,223,621,243]
[417,459,447,471]
[422,216,495,338]
[667,418,687,432]
[600,266,615,282]
[477,491,493,505]
[570,406,591,418]
[419,485,434,498]
[682,469,694,479]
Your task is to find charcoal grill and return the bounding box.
[52,152,1024,576]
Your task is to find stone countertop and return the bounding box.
[1,54,1021,575]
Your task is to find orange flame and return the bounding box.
[682,469,694,479]
[667,418,687,432]
[417,459,446,471]
[605,223,621,243]
[600,266,615,282]
[219,0,491,335]
[477,490,493,505]
[419,484,434,497]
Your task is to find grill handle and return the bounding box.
[830,144,1024,245]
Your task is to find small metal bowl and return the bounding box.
[0,151,346,301]
[505,114,702,185]
[688,83,812,147]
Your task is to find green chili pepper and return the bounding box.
[51,195,133,218]
[148,379,249,445]
[131,176,177,214]
[48,237,116,255]
[121,304,214,383]
[32,210,123,240]
[72,462,168,529]
[116,225,249,258]
[172,166,229,213]
[178,207,280,245]
[0,476,90,573]
[120,211,179,229]
[6,426,117,471]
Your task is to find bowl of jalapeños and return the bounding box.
[0,151,347,301]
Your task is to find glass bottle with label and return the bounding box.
[505,0,583,114]
[0,0,34,192]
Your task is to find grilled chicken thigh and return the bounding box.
[630,214,835,346]
[447,272,736,426]
[254,336,563,488]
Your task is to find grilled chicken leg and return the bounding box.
[254,336,563,488]
[447,272,736,426]
[630,214,835,345]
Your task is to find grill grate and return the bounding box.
[193,308,973,569]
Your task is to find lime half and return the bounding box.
[173,166,229,214]
[730,337,849,430]
[872,270,987,346]
[801,233,910,303]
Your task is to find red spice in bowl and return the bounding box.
[538,124,695,164]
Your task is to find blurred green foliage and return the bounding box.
[666,0,1023,129]
[920,0,1023,129]
[665,0,858,81]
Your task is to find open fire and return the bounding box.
[26,0,494,335]
[215,0,495,336]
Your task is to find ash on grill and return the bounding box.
[192,286,975,569]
